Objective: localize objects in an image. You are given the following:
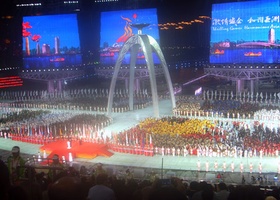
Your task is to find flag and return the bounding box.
[59,127,62,137]
[195,87,202,96]
[82,124,86,138]
[47,125,50,137]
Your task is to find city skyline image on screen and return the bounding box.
[22,14,82,69]
[100,8,160,65]
[210,0,280,64]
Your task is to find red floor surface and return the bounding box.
[39,140,113,161]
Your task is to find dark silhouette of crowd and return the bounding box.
[1,148,280,200]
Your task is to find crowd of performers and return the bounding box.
[174,97,280,121]
[0,92,280,160]
[2,110,279,160]
[1,87,279,119]
[0,88,154,113]
[0,109,112,144]
[112,116,280,158]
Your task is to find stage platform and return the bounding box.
[0,99,280,185]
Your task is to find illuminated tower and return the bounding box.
[107,23,176,118]
[55,37,60,54]
[268,28,275,44]
[42,44,50,55]
[36,43,40,55]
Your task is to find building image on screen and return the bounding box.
[100,8,160,65]
[22,14,81,69]
[210,0,280,64]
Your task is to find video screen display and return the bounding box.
[210,0,280,64]
[100,8,160,65]
[22,14,81,69]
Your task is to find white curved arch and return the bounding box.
[107,34,176,118]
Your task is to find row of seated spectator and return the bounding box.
[1,146,280,200]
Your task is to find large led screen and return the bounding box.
[22,14,81,69]
[100,8,160,65]
[210,0,280,64]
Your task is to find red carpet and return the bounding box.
[39,140,113,161]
